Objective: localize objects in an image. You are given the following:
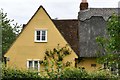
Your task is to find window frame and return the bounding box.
[27,59,40,71]
[34,29,47,42]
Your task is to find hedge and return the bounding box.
[1,65,119,80]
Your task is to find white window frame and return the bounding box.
[27,59,40,71]
[34,29,47,42]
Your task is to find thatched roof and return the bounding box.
[78,8,119,57]
[79,8,119,21]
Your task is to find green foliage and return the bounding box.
[2,64,42,79]
[96,14,120,75]
[2,64,119,80]
[96,36,109,56]
[88,69,118,79]
[60,67,88,79]
[107,14,120,51]
[0,9,20,55]
[60,67,118,79]
[42,44,72,79]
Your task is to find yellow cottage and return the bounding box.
[4,6,78,71]
[4,1,118,72]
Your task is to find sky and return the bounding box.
[0,0,120,25]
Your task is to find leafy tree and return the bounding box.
[96,14,120,75]
[0,9,20,56]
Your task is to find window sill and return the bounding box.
[34,40,47,43]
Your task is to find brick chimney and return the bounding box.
[80,0,88,10]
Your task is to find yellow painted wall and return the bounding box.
[77,58,102,72]
[4,6,78,70]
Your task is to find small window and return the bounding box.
[91,64,96,67]
[27,60,40,71]
[35,30,47,42]
[28,61,33,69]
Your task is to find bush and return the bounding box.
[60,67,88,79]
[2,65,42,79]
[88,69,119,80]
[1,64,119,80]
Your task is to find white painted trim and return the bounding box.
[27,60,29,70]
[38,61,40,72]
[34,29,48,42]
[33,60,35,69]
[27,59,41,71]
[45,30,48,42]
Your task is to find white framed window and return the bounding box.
[35,29,47,42]
[27,59,40,71]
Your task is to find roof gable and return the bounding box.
[4,5,78,62]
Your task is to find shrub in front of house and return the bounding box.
[2,64,119,80]
[87,69,119,80]
[2,66,42,80]
[60,67,88,79]
[59,67,119,80]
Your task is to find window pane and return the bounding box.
[34,61,38,70]
[37,36,40,40]
[36,31,41,41]
[37,31,40,35]
[42,31,46,35]
[29,61,33,69]
[42,36,45,40]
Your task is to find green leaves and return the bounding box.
[96,14,120,75]
[107,14,120,51]
[2,65,41,79]
[0,9,21,55]
[61,67,88,79]
[42,45,72,79]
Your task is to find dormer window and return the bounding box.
[35,29,47,42]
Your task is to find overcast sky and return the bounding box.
[0,0,120,25]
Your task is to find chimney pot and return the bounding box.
[82,0,87,3]
[80,0,88,10]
